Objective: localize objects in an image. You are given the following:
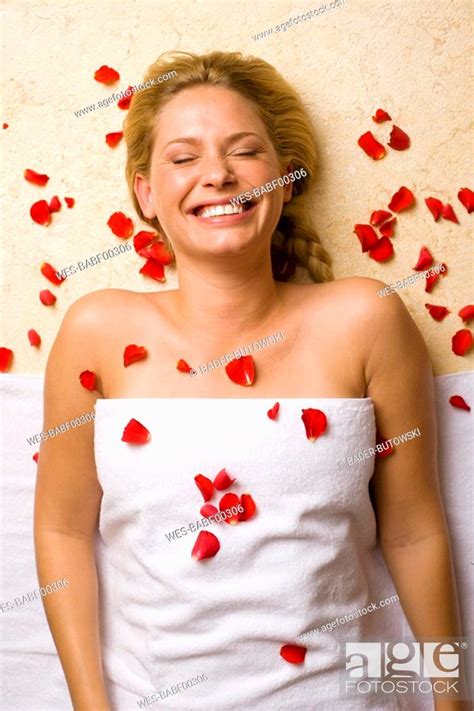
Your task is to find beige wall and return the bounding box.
[1,0,472,375]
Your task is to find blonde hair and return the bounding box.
[123,50,333,283]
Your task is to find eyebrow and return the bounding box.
[162,131,264,150]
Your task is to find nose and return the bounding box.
[199,155,236,190]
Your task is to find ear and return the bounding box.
[282,162,294,204]
[134,173,156,218]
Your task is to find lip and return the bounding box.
[190,200,258,225]
[187,195,259,215]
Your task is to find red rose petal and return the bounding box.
[376,430,394,458]
[177,359,193,373]
[413,246,433,271]
[425,304,450,321]
[301,408,327,441]
[133,231,157,253]
[24,169,49,186]
[123,344,148,367]
[139,259,165,282]
[425,263,447,294]
[441,203,458,224]
[79,370,97,391]
[94,65,120,84]
[458,187,474,214]
[239,493,257,522]
[3,123,8,129]
[138,241,173,265]
[372,108,391,123]
[41,262,65,285]
[48,196,61,213]
[388,125,410,151]
[370,210,392,227]
[388,186,415,213]
[30,200,51,226]
[379,218,396,238]
[449,395,471,412]
[64,197,75,208]
[225,355,255,386]
[191,531,220,561]
[354,224,379,253]
[219,493,241,525]
[213,468,236,491]
[0,347,13,372]
[368,236,394,262]
[194,474,214,502]
[33,452,39,463]
[280,644,307,664]
[118,86,134,110]
[267,402,280,420]
[27,329,41,347]
[425,197,443,222]
[200,504,219,518]
[458,305,474,323]
[105,131,123,148]
[39,289,56,306]
[121,418,151,444]
[452,329,473,357]
[358,131,386,160]
[107,211,133,238]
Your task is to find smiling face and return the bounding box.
[134,84,292,262]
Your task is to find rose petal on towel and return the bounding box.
[368,236,394,262]
[301,408,327,441]
[105,131,123,148]
[219,493,241,524]
[413,246,433,271]
[267,402,280,420]
[280,644,307,664]
[191,531,220,560]
[30,200,51,226]
[133,230,157,253]
[452,329,473,357]
[0,347,13,372]
[225,355,255,386]
[33,452,39,463]
[64,197,75,208]
[41,262,65,285]
[177,359,193,373]
[194,474,214,502]
[424,304,450,321]
[441,203,459,224]
[213,468,236,490]
[24,169,49,186]
[200,504,219,518]
[372,108,391,123]
[79,370,97,391]
[458,187,474,214]
[39,289,56,306]
[139,259,165,282]
[388,186,414,213]
[449,395,471,412]
[370,210,392,227]
[28,329,41,347]
[239,493,257,521]
[48,196,61,213]
[388,125,410,151]
[123,344,148,367]
[354,224,378,253]
[138,241,173,265]
[458,305,474,323]
[357,131,386,160]
[375,431,394,458]
[121,418,151,444]
[425,197,443,222]
[107,211,133,238]
[94,65,120,84]
[118,86,134,110]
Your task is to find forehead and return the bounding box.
[152,84,271,148]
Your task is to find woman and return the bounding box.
[34,51,467,710]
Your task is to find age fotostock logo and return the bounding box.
[343,640,469,698]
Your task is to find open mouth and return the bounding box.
[192,200,255,219]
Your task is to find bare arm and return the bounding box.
[362,281,469,710]
[34,292,110,710]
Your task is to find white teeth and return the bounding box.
[196,203,244,218]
